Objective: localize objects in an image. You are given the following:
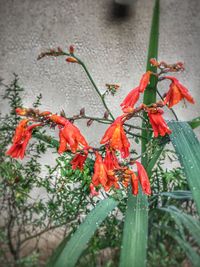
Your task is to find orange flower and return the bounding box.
[138,71,151,93]
[70,151,88,170]
[131,172,139,195]
[58,121,88,153]
[135,161,151,195]
[92,152,119,191]
[6,119,41,159]
[164,76,195,108]
[103,147,120,171]
[104,148,120,189]
[92,152,109,190]
[120,87,140,112]
[100,116,130,158]
[148,108,172,137]
[50,114,69,126]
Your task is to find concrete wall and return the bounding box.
[0,0,199,143]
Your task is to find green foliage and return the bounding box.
[0,76,96,267]
[47,198,118,267]
[168,121,200,214]
[120,1,160,267]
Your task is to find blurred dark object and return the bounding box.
[112,0,133,19]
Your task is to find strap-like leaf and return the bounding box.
[119,190,148,267]
[46,198,117,267]
[160,190,192,200]
[168,121,200,214]
[167,230,200,267]
[119,1,160,266]
[161,206,200,246]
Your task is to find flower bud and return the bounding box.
[66,57,78,63]
[69,45,74,54]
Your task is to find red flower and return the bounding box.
[50,114,69,126]
[138,71,151,93]
[58,121,88,153]
[164,76,195,108]
[6,119,41,159]
[135,161,151,195]
[148,108,172,137]
[92,152,119,191]
[103,147,120,171]
[100,116,130,158]
[89,183,99,197]
[70,151,88,170]
[131,172,139,195]
[92,152,109,190]
[120,87,140,112]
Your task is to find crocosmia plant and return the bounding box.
[6,48,194,197]
[2,1,200,266]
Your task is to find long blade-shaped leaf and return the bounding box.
[168,121,200,214]
[160,190,192,200]
[167,230,200,267]
[119,190,148,267]
[47,198,117,267]
[161,206,200,246]
[119,1,160,266]
[142,0,160,165]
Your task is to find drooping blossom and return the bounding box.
[135,161,151,195]
[103,148,120,189]
[120,87,140,113]
[147,108,172,137]
[131,172,139,195]
[92,152,109,190]
[103,147,120,171]
[6,119,41,159]
[164,76,195,108]
[138,71,151,93]
[100,116,130,158]
[70,151,88,170]
[92,152,119,191]
[57,121,88,153]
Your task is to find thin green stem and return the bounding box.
[74,57,115,120]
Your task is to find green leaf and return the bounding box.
[161,206,200,246]
[120,1,160,266]
[187,117,200,129]
[142,0,160,165]
[119,190,148,267]
[47,198,117,267]
[160,190,192,200]
[168,121,200,214]
[167,230,200,267]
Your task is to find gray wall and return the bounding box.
[0,0,200,142]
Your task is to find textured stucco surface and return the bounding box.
[0,0,200,261]
[0,0,199,143]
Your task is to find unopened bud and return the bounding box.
[66,57,78,63]
[16,108,27,116]
[150,58,159,67]
[80,108,85,116]
[69,45,74,54]
[103,111,109,119]
[87,119,93,127]
[57,46,63,52]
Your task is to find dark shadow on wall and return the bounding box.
[109,0,137,21]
